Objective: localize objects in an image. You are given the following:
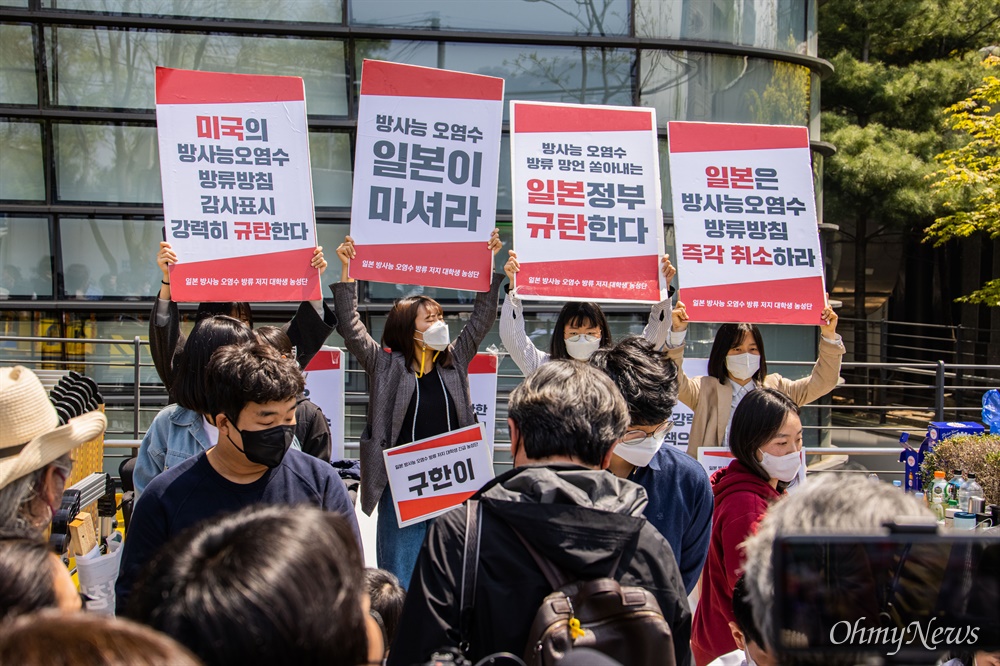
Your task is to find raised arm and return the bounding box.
[497,250,549,375]
[776,304,845,405]
[452,229,504,366]
[665,301,703,410]
[283,247,336,369]
[149,242,184,392]
[330,236,382,375]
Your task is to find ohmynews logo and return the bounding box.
[829,617,980,656]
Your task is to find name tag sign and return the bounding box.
[468,353,499,450]
[383,423,494,528]
[664,357,709,452]
[302,347,345,461]
[697,447,735,475]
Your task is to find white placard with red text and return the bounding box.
[350,60,504,292]
[663,358,709,452]
[155,67,320,302]
[511,101,667,304]
[383,423,494,528]
[303,347,345,461]
[468,353,499,450]
[667,121,826,324]
[697,447,735,476]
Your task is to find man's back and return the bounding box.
[388,465,693,666]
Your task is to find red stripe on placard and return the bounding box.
[680,276,826,324]
[703,450,735,458]
[305,350,341,372]
[359,60,503,101]
[155,67,305,105]
[514,102,653,133]
[516,254,661,302]
[667,121,808,153]
[169,247,320,302]
[398,490,477,522]
[385,425,484,457]
[349,241,493,292]
[468,353,498,374]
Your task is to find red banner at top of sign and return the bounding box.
[155,67,305,105]
[468,354,498,374]
[514,102,653,133]
[304,349,341,372]
[359,60,504,101]
[667,122,808,153]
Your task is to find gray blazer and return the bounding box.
[332,273,504,515]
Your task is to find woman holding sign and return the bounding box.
[666,299,843,458]
[500,250,676,373]
[333,230,504,588]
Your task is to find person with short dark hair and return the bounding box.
[388,361,693,666]
[116,342,360,614]
[365,568,406,657]
[0,611,202,666]
[0,531,82,621]
[706,576,777,666]
[692,388,802,665]
[666,301,843,457]
[590,336,713,594]
[128,505,369,666]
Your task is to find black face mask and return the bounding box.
[229,423,295,468]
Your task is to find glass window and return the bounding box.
[658,136,672,215]
[635,0,808,54]
[46,27,348,115]
[58,217,164,299]
[0,23,37,104]
[640,51,811,127]
[40,0,342,23]
[310,132,353,208]
[356,41,633,119]
[54,123,162,203]
[350,0,627,36]
[0,216,52,299]
[0,121,44,201]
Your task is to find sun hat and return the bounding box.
[0,366,107,490]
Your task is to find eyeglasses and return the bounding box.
[620,420,673,445]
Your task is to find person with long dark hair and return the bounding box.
[692,388,802,666]
[333,230,504,588]
[499,250,676,373]
[666,300,843,457]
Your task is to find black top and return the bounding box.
[396,365,460,446]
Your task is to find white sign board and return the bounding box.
[303,346,345,461]
[697,447,736,476]
[664,358,709,453]
[468,353,499,450]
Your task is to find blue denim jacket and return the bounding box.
[133,404,301,495]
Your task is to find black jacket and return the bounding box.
[294,393,332,462]
[388,465,694,666]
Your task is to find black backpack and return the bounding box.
[459,499,676,666]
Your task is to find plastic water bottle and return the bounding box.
[947,470,964,504]
[892,480,902,490]
[959,474,983,512]
[930,471,947,521]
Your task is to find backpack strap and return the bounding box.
[512,527,627,591]
[459,499,482,654]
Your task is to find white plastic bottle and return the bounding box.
[959,473,984,512]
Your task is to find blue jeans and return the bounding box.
[376,485,429,589]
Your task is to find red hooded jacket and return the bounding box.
[691,459,782,666]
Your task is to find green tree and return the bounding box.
[926,55,1000,306]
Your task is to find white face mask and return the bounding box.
[419,320,450,351]
[564,334,601,361]
[726,352,760,381]
[615,431,666,468]
[759,449,802,482]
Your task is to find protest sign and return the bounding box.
[155,67,319,302]
[667,121,826,324]
[349,60,504,291]
[697,447,736,475]
[663,358,709,453]
[468,353,499,450]
[510,101,666,304]
[383,423,494,528]
[303,346,345,461]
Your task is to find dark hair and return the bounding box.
[254,325,292,356]
[508,360,628,467]
[0,611,202,666]
[364,568,406,650]
[550,302,612,360]
[707,323,767,385]
[196,301,253,328]
[590,335,678,426]
[381,295,451,371]
[126,505,367,666]
[0,532,58,621]
[205,342,305,425]
[732,576,764,649]
[172,315,254,415]
[728,388,799,482]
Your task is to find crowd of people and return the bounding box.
[1,237,997,666]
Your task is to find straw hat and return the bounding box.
[0,366,107,490]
